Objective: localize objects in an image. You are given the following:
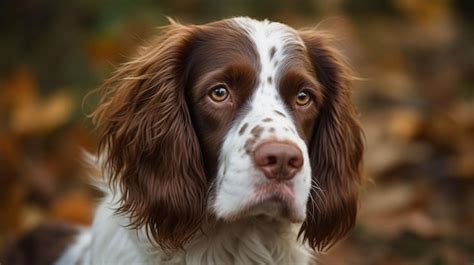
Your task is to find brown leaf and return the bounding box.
[10,91,75,135]
[49,191,95,225]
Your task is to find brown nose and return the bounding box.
[253,142,303,181]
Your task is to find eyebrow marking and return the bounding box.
[274,110,286,117]
[269,46,276,60]
[239,123,248,135]
[262,118,272,122]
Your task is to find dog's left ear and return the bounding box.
[92,23,208,249]
[297,30,364,251]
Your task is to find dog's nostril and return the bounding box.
[253,142,303,181]
[267,156,277,165]
[289,156,303,169]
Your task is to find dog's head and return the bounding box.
[93,17,363,251]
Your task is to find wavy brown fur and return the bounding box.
[297,30,364,251]
[92,23,208,250]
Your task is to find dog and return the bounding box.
[2,17,363,265]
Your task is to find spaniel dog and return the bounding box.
[3,17,363,265]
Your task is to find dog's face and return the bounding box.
[93,17,363,251]
[186,18,318,222]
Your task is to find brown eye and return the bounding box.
[296,90,311,106]
[209,85,229,102]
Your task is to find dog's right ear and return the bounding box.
[92,23,207,249]
[297,30,364,251]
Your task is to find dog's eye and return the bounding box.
[209,85,229,102]
[296,90,311,106]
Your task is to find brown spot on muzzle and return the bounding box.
[250,125,264,138]
[239,123,248,135]
[274,110,286,117]
[243,125,264,154]
[244,137,257,154]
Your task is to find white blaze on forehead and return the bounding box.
[232,17,304,87]
[231,17,305,134]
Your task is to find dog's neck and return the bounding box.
[163,217,311,265]
[85,192,313,265]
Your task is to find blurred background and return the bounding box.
[0,0,473,264]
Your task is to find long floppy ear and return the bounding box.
[92,23,207,249]
[298,30,364,251]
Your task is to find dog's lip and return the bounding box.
[214,181,303,222]
[254,181,295,203]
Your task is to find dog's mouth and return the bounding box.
[254,182,295,203]
[220,181,305,223]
